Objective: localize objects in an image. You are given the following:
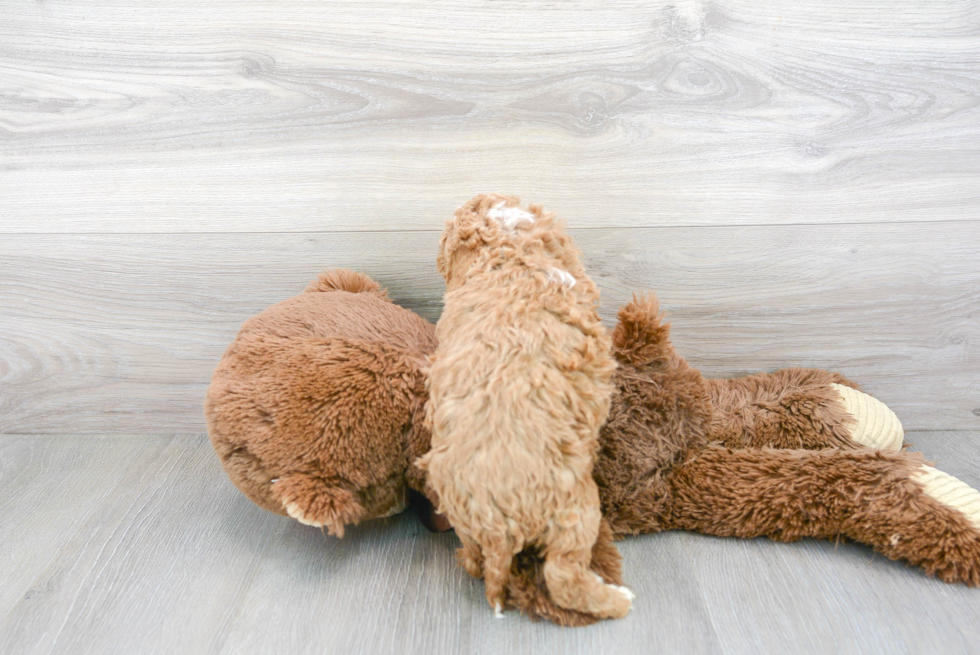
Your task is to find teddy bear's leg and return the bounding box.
[260,338,428,536]
[908,466,980,530]
[666,446,980,585]
[271,462,414,538]
[705,368,904,452]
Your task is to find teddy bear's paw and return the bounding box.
[911,466,980,530]
[272,474,365,538]
[830,383,904,452]
[285,502,323,527]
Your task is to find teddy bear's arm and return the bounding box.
[704,368,905,452]
[665,445,980,585]
[609,295,904,454]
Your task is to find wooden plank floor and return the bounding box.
[1,432,979,655]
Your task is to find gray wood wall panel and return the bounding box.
[2,0,978,435]
[0,432,978,654]
[2,1,979,232]
[1,221,977,433]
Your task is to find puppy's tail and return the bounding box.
[305,268,390,301]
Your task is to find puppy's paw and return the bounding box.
[599,583,633,619]
[457,543,485,578]
[587,573,634,618]
[609,584,636,602]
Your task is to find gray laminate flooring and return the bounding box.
[2,432,978,655]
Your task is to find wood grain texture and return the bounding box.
[0,432,978,654]
[2,0,979,231]
[2,221,977,433]
[0,435,291,655]
[0,436,160,615]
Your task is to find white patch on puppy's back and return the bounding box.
[547,267,576,288]
[487,202,535,230]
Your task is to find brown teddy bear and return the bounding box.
[206,269,980,627]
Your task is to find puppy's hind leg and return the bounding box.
[543,516,633,620]
[456,533,484,579]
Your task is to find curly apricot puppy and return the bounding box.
[417,194,632,620]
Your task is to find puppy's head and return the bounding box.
[437,193,539,286]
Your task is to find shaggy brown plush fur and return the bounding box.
[205,269,436,537]
[666,447,980,586]
[418,194,630,619]
[705,369,859,450]
[595,294,867,536]
[593,296,980,588]
[207,269,980,627]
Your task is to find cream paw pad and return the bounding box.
[911,466,980,530]
[831,383,904,452]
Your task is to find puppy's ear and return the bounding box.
[452,207,486,242]
[436,197,500,279]
[612,294,674,368]
[436,216,457,279]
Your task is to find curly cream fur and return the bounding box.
[418,194,630,620]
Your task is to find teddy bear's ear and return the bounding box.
[304,268,390,301]
[612,294,674,368]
